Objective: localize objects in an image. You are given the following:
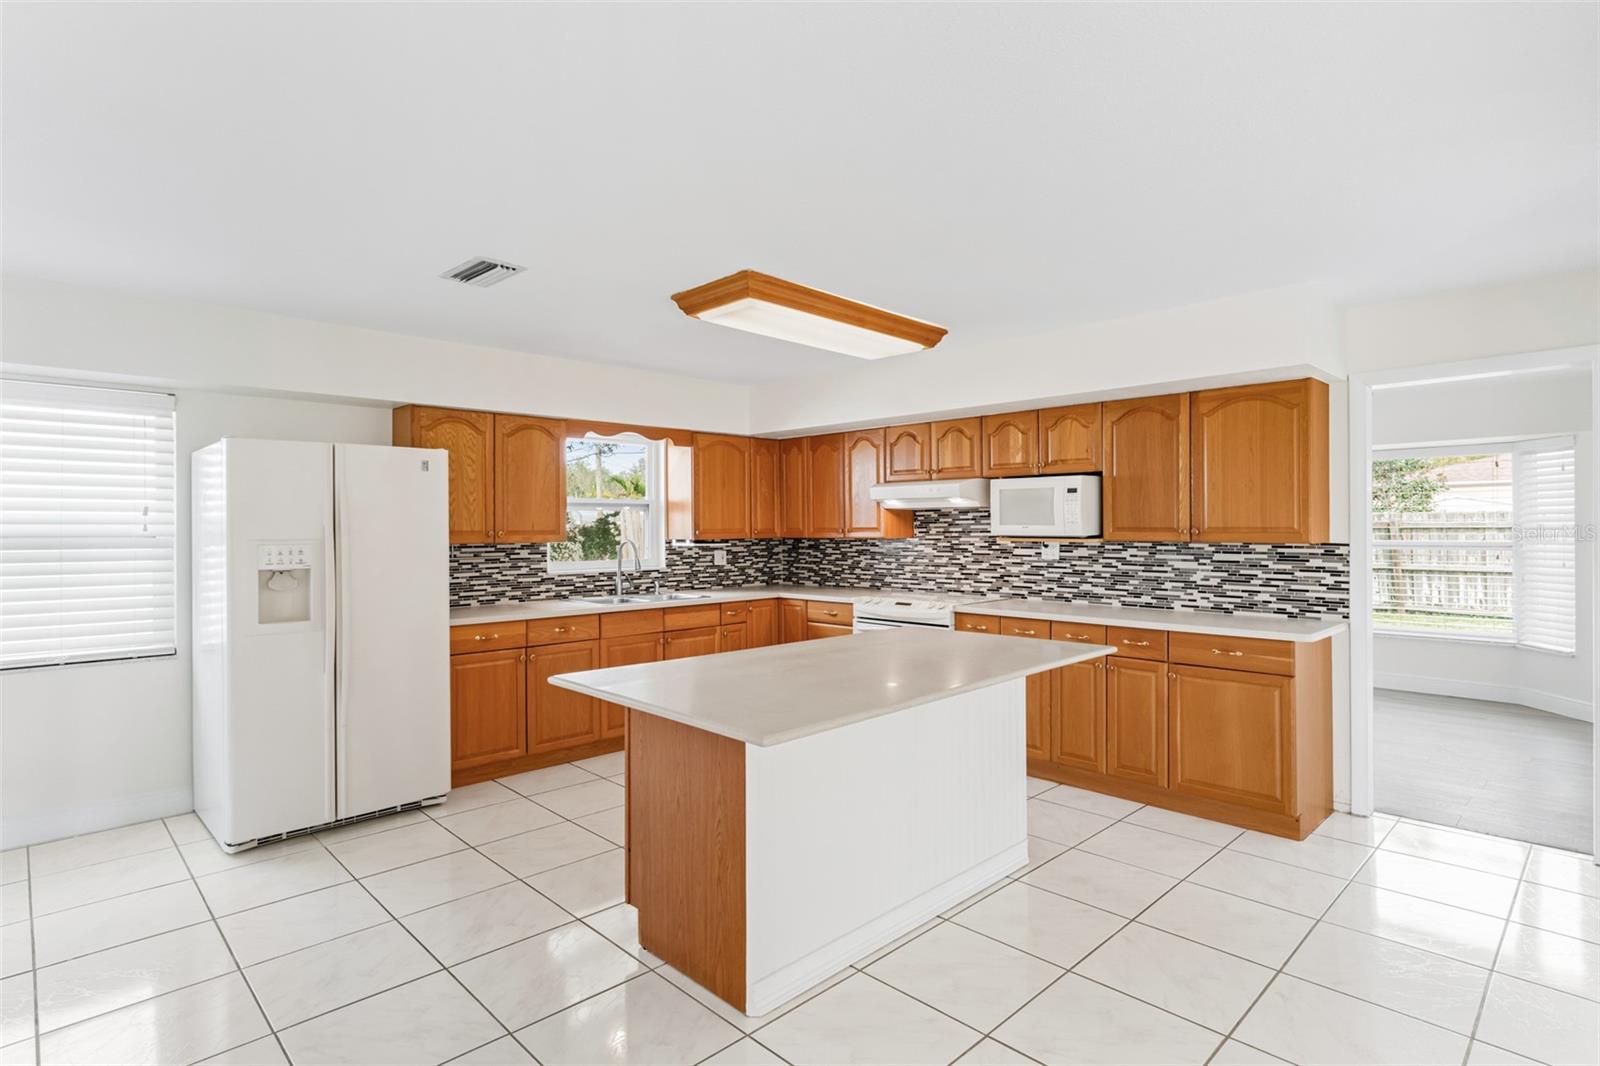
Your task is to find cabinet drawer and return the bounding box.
[1000,617,1049,639]
[807,621,853,640]
[954,613,998,634]
[806,601,853,625]
[716,601,749,624]
[600,609,663,638]
[1107,626,1166,660]
[1050,622,1108,645]
[528,615,600,645]
[1169,632,1296,676]
[451,622,527,654]
[664,603,722,630]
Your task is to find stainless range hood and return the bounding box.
[868,478,989,511]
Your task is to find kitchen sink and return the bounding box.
[572,591,709,605]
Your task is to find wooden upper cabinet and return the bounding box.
[749,437,781,539]
[692,433,751,540]
[981,412,1039,477]
[393,406,496,544]
[806,434,846,537]
[1101,394,1190,542]
[493,414,567,543]
[883,423,932,482]
[930,417,982,478]
[1191,379,1328,544]
[778,437,809,538]
[1038,403,1103,474]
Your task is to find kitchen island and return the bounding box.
[550,627,1111,1016]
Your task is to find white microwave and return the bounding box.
[988,474,1102,537]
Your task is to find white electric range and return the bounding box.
[851,591,992,632]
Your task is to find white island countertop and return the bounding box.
[549,627,1112,746]
[962,599,1347,642]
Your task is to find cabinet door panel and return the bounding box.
[845,429,885,537]
[527,640,599,754]
[719,623,748,653]
[1102,395,1189,542]
[693,433,751,540]
[884,423,931,482]
[806,434,845,537]
[1191,379,1328,544]
[929,418,982,479]
[1039,403,1102,474]
[450,649,526,771]
[600,633,661,738]
[1025,670,1051,760]
[1052,659,1105,773]
[1105,657,1167,786]
[663,626,719,659]
[779,599,808,643]
[750,437,781,539]
[747,600,777,648]
[1169,665,1293,813]
[981,412,1039,477]
[397,407,495,544]
[778,438,808,537]
[494,415,567,542]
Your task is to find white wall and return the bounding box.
[747,284,1345,434]
[2,275,752,433]
[0,390,391,847]
[1368,370,1594,721]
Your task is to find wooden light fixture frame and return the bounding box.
[670,270,948,351]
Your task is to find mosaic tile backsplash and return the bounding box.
[451,509,1350,619]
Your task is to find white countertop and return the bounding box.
[960,599,1346,642]
[450,585,877,626]
[548,628,1112,746]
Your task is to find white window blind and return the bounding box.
[1512,437,1577,653]
[0,380,177,669]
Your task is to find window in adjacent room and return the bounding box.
[0,380,178,669]
[547,433,666,573]
[1371,437,1576,652]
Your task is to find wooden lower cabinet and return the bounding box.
[449,648,526,771]
[527,640,600,754]
[747,599,777,647]
[1104,656,1168,787]
[719,623,748,652]
[600,632,662,738]
[1025,671,1051,760]
[664,626,719,659]
[778,599,808,643]
[1169,664,1293,814]
[1051,659,1105,773]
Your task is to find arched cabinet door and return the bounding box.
[395,406,495,544]
[981,412,1039,476]
[930,417,982,479]
[1101,394,1190,542]
[1190,379,1328,544]
[494,414,567,543]
[883,423,931,482]
[692,433,751,540]
[1038,403,1102,474]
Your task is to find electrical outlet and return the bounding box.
[713,549,728,566]
[1040,543,1061,562]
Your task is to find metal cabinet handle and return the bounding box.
[1210,648,1244,657]
[1016,628,1037,636]
[521,654,528,662]
[725,609,738,617]
[473,634,494,641]
[823,609,839,617]
[1121,639,1151,647]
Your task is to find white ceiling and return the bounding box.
[4,3,1595,384]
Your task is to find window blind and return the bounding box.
[0,380,177,669]
[1512,437,1577,653]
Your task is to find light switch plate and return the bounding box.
[1040,543,1061,562]
[713,549,728,566]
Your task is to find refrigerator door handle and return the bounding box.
[326,479,342,819]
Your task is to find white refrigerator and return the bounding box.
[192,438,450,851]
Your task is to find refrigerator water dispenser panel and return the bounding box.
[256,541,313,625]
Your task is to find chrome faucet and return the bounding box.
[615,539,641,598]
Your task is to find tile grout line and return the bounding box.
[1460,845,1537,1066]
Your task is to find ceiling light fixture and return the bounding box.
[670,270,947,359]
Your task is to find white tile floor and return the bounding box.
[1,754,1596,1065]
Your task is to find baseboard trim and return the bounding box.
[1,785,194,849]
[743,840,1027,1017]
[1375,673,1593,723]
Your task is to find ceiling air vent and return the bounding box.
[440,258,525,288]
